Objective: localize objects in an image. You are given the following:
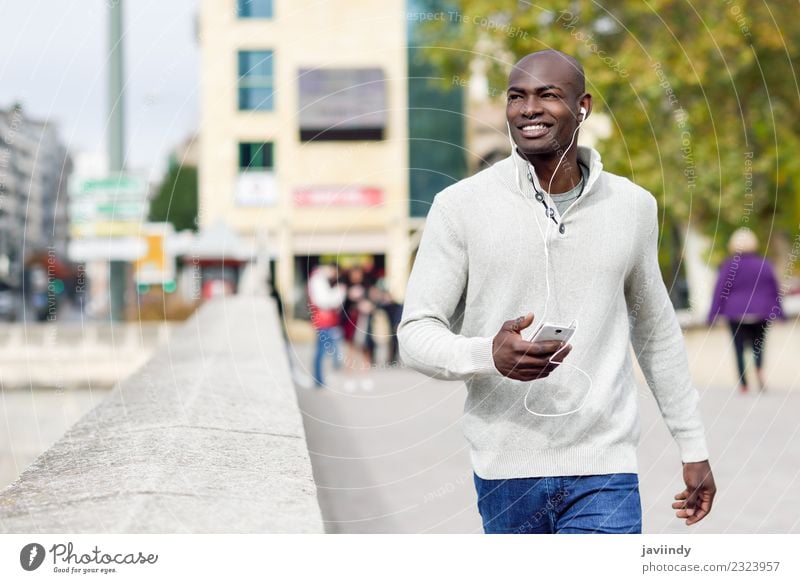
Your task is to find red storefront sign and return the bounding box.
[293,186,384,207]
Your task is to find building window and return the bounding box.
[236,142,277,206]
[298,68,386,141]
[239,142,274,171]
[238,51,274,111]
[237,0,273,18]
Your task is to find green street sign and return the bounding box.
[70,174,148,200]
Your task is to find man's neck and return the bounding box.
[516,148,582,194]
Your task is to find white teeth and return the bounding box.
[522,124,547,131]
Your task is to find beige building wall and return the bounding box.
[199,0,410,326]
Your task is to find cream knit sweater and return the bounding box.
[398,146,709,479]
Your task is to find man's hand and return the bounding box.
[492,313,571,381]
[672,460,716,526]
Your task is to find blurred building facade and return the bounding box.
[406,0,467,221]
[0,104,71,290]
[199,0,414,327]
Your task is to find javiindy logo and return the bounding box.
[20,543,46,571]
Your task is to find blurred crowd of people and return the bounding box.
[307,263,402,389]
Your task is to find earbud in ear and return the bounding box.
[579,106,588,120]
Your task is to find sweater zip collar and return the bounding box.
[510,146,604,224]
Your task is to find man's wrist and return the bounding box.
[470,335,503,376]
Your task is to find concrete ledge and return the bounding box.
[0,297,323,533]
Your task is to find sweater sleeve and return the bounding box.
[625,202,710,463]
[397,197,501,380]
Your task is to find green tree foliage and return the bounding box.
[149,165,198,232]
[416,0,800,261]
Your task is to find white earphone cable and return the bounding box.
[506,111,594,417]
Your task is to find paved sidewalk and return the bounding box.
[293,320,799,534]
[0,388,109,490]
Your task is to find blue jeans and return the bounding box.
[313,327,342,387]
[473,473,642,534]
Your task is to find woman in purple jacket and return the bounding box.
[708,228,785,393]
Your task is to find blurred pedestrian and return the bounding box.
[707,228,785,393]
[372,286,403,366]
[307,264,345,388]
[341,267,375,391]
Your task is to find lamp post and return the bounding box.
[108,0,126,322]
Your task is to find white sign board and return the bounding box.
[235,171,278,206]
[134,223,176,285]
[68,237,147,261]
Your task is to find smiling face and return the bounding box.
[506,51,591,159]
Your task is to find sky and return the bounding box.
[0,0,199,181]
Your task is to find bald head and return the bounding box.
[505,49,592,161]
[509,50,585,98]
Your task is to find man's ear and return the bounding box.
[579,93,592,119]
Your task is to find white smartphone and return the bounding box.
[528,322,576,344]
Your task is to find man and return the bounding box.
[398,50,716,534]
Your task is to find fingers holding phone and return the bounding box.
[492,314,573,381]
